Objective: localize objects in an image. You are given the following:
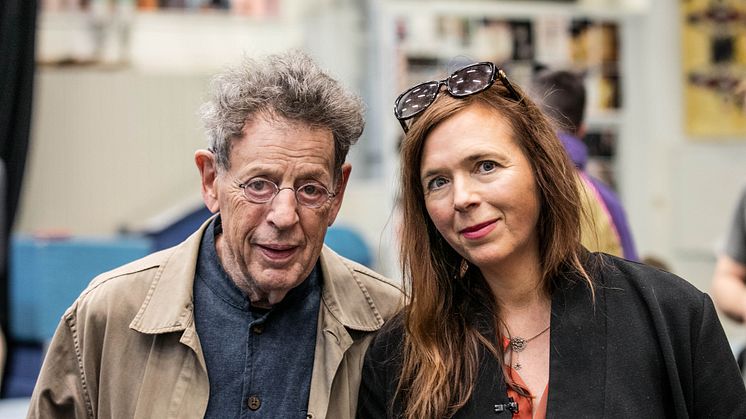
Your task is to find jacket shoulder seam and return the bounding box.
[79,264,161,301]
[63,313,95,418]
[76,248,173,301]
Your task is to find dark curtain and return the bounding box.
[0,0,37,337]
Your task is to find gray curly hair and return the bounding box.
[200,50,365,178]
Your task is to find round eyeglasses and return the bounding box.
[238,178,336,209]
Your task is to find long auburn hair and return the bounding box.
[396,79,592,418]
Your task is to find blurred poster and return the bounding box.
[568,19,621,111]
[682,0,746,137]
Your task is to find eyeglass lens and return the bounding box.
[447,63,493,96]
[395,63,495,121]
[396,81,440,119]
[242,178,330,208]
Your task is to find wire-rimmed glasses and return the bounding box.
[238,177,336,209]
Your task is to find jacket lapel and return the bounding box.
[127,217,214,418]
[454,350,512,418]
[547,272,608,417]
[307,246,389,418]
[129,220,207,336]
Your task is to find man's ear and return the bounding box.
[195,149,220,213]
[327,163,352,226]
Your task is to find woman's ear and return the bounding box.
[195,149,220,213]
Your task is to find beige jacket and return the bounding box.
[27,220,403,419]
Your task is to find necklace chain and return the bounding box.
[509,324,550,353]
[507,324,550,370]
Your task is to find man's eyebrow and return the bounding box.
[235,164,331,180]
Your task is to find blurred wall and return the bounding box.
[620,0,746,342]
[17,70,207,236]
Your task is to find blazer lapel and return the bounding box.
[453,347,512,419]
[547,273,608,418]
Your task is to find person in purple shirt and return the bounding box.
[530,69,638,261]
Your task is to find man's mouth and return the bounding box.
[257,243,299,261]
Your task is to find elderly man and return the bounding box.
[27,51,402,419]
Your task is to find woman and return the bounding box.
[356,62,746,418]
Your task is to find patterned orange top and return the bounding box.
[503,337,548,419]
[506,368,547,419]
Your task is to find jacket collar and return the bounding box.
[318,245,386,331]
[130,217,387,334]
[130,217,211,334]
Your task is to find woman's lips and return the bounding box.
[459,219,497,240]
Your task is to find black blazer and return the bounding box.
[357,253,746,418]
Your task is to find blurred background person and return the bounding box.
[530,68,638,261]
[711,184,746,372]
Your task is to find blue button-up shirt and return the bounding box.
[194,217,321,418]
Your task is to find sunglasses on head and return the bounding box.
[393,61,521,133]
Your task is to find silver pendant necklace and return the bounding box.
[508,324,550,370]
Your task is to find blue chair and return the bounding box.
[6,235,152,397]
[144,205,213,251]
[324,225,373,268]
[9,235,152,343]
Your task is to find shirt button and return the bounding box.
[247,395,261,411]
[252,324,264,334]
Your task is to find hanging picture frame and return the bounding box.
[681,0,746,137]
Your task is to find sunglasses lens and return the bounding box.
[395,81,440,119]
[448,63,494,97]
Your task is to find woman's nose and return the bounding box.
[452,177,480,212]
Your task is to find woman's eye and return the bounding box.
[427,177,449,191]
[477,160,497,173]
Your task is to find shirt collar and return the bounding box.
[197,215,320,312]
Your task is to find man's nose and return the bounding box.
[267,188,300,229]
